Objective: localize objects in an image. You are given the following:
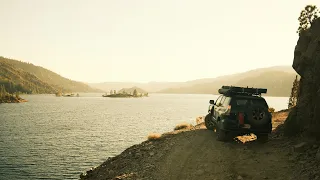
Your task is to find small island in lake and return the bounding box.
[103,87,149,98]
[55,92,80,97]
[0,85,27,103]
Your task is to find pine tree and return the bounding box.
[133,89,138,97]
[297,5,319,33]
[288,75,299,109]
[0,85,3,98]
[0,85,7,98]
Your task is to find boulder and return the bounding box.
[293,142,309,153]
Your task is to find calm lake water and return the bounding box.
[0,93,288,180]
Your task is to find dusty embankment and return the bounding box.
[80,110,320,180]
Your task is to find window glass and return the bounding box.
[236,99,248,106]
[223,97,231,107]
[218,96,226,106]
[250,99,268,107]
[215,95,222,105]
[231,98,268,107]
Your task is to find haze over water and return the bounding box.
[0,93,288,179]
[2,0,319,83]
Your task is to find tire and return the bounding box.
[246,104,270,127]
[256,133,268,143]
[205,114,214,130]
[216,126,228,141]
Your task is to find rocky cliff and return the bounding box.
[289,18,320,138]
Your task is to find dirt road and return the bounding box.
[151,130,294,180]
[82,126,306,180]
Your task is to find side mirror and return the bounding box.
[209,100,214,104]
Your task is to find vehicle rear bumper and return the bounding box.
[219,118,272,134]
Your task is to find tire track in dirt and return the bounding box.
[151,130,296,180]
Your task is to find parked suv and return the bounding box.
[205,86,272,142]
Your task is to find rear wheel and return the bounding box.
[216,126,228,141]
[204,114,215,130]
[256,133,268,143]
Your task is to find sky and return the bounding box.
[1,0,319,83]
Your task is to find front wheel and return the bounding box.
[205,114,215,130]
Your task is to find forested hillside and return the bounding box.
[0,57,102,93]
[0,60,57,94]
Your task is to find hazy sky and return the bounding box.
[1,0,319,83]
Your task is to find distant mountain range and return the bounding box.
[159,66,297,97]
[118,86,148,94]
[90,66,297,97]
[0,56,297,97]
[89,81,185,93]
[0,56,102,94]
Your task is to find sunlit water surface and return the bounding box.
[0,93,288,179]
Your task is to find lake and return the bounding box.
[0,93,288,180]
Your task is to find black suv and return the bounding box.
[205,86,272,142]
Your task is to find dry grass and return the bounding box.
[235,134,257,144]
[268,107,275,113]
[196,116,204,125]
[272,109,290,130]
[147,133,162,141]
[272,110,290,123]
[174,123,193,131]
[115,172,137,179]
[273,119,283,122]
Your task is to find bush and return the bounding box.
[268,107,275,113]
[174,123,193,131]
[147,133,162,141]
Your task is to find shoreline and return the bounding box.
[0,95,28,104]
[103,96,146,98]
[80,122,205,180]
[102,94,148,98]
[79,109,320,180]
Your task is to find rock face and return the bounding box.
[291,18,320,138]
[316,148,320,161]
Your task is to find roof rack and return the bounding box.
[218,86,267,96]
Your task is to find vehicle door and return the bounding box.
[211,95,222,118]
[220,96,231,115]
[214,95,225,120]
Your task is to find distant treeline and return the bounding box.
[0,80,54,94]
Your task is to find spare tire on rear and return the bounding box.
[246,104,269,127]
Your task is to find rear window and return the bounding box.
[251,99,268,107]
[231,98,268,107]
[235,99,248,106]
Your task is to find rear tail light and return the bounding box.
[238,112,244,125]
